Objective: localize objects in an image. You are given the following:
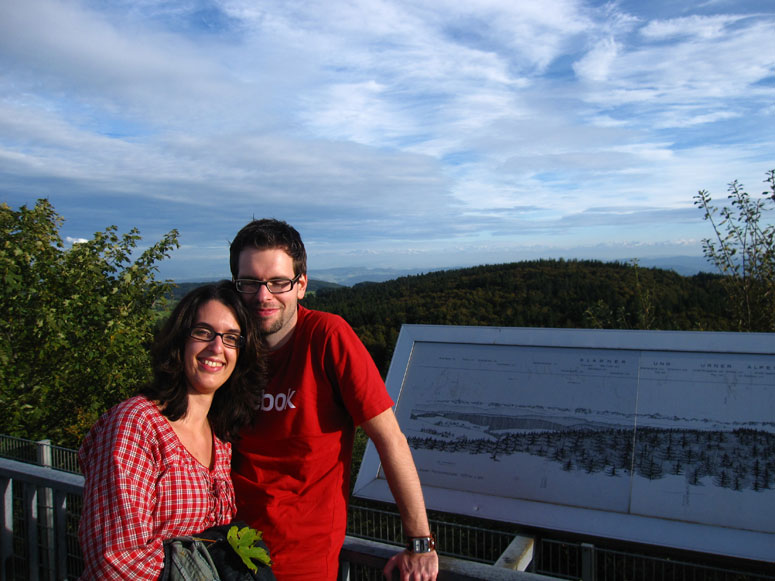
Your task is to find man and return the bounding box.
[229,219,439,581]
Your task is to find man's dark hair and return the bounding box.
[229,218,307,278]
[139,280,265,442]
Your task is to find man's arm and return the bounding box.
[360,408,439,581]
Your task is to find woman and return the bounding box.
[78,281,264,580]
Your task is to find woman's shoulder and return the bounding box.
[115,394,159,415]
[79,396,169,472]
[84,396,169,450]
[103,395,165,430]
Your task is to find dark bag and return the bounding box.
[160,521,275,581]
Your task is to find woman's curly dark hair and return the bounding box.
[139,280,265,442]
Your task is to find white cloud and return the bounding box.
[651,108,742,129]
[0,0,229,112]
[582,17,775,106]
[573,37,619,82]
[0,0,773,279]
[640,15,736,40]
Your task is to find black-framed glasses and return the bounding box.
[234,274,301,295]
[189,326,245,349]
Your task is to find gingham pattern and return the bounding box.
[78,396,235,580]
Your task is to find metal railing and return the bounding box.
[1,457,84,580]
[0,438,79,475]
[0,444,554,581]
[534,539,775,581]
[2,434,773,581]
[340,537,552,580]
[349,505,516,564]
[347,503,775,581]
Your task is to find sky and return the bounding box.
[1,0,773,282]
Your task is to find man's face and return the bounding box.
[236,247,307,350]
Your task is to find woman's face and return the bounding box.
[183,299,241,396]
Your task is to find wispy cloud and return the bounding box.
[1,0,773,280]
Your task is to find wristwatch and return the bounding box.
[406,533,436,553]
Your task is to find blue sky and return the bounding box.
[1,0,773,281]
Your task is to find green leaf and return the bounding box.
[227,525,272,572]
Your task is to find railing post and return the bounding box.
[24,482,40,580]
[36,440,55,581]
[1,475,12,581]
[54,491,69,580]
[580,543,596,581]
[338,559,351,581]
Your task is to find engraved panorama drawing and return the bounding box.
[353,326,775,562]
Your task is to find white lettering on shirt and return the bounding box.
[260,389,297,412]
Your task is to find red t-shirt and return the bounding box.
[232,306,393,580]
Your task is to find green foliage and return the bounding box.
[226,525,272,571]
[694,169,775,332]
[0,199,179,446]
[304,259,732,375]
[583,259,656,330]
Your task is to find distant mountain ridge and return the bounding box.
[169,256,714,290]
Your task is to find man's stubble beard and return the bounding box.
[257,303,286,337]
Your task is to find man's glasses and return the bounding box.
[234,274,301,295]
[189,326,245,349]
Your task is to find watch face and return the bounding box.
[410,537,434,553]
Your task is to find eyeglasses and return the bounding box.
[234,274,301,295]
[189,326,245,349]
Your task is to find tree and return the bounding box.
[0,199,179,446]
[694,170,775,331]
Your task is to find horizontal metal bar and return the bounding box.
[0,458,84,495]
[340,536,557,581]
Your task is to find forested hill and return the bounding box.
[302,259,732,375]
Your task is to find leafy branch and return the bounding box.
[693,169,775,331]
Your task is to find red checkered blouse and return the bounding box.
[77,396,236,580]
